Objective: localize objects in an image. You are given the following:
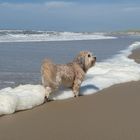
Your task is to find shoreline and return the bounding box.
[0,49,140,140]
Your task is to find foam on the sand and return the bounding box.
[0,42,140,115]
[0,85,45,115]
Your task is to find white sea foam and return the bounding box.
[0,42,140,115]
[0,85,45,115]
[0,30,116,42]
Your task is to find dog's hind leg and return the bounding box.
[45,87,52,102]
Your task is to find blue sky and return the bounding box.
[0,0,140,31]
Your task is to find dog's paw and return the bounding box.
[74,94,79,98]
[44,97,51,102]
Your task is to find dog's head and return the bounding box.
[74,51,96,72]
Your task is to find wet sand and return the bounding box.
[0,49,140,140]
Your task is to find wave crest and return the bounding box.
[0,30,116,42]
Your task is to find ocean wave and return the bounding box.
[0,42,140,115]
[0,30,116,42]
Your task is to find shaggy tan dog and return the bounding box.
[41,51,96,100]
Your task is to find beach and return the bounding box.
[1,0,140,138]
[0,49,140,140]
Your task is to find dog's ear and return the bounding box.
[75,56,86,71]
[78,56,85,65]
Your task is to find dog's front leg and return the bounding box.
[72,76,83,97]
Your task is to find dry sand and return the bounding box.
[0,49,140,140]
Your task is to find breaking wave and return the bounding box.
[0,30,116,42]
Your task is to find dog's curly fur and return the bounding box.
[41,51,96,100]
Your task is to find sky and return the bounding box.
[0,0,140,32]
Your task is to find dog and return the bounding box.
[41,51,96,101]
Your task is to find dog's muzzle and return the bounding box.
[91,57,96,66]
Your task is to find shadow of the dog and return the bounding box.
[45,84,99,101]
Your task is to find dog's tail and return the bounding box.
[41,59,57,89]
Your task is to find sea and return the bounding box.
[0,30,140,115]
